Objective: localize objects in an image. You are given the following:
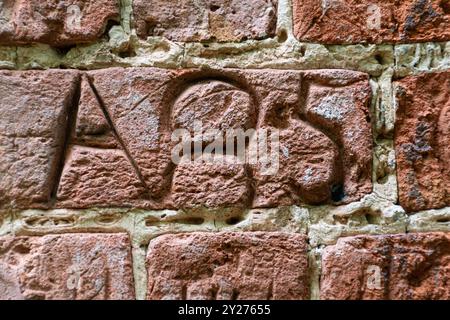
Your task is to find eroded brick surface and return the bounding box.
[0,0,119,46]
[65,68,372,209]
[133,0,278,42]
[0,68,373,210]
[395,71,450,212]
[293,0,450,44]
[320,233,450,300]
[0,233,135,300]
[0,70,80,209]
[146,232,309,300]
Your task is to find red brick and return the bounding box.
[0,0,119,46]
[0,233,135,300]
[293,0,450,44]
[320,233,450,300]
[0,70,80,209]
[56,76,149,208]
[84,68,372,209]
[171,156,253,209]
[146,232,309,300]
[56,146,149,208]
[395,71,450,212]
[133,0,278,42]
[0,68,373,210]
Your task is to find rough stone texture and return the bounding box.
[85,68,176,206]
[0,0,448,302]
[320,233,450,300]
[395,71,450,212]
[146,232,309,300]
[0,0,120,46]
[0,233,134,300]
[133,0,278,42]
[0,70,80,209]
[293,0,450,44]
[57,146,148,208]
[0,68,373,210]
[53,67,372,210]
[171,157,253,209]
[73,76,118,149]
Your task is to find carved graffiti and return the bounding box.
[0,68,373,210]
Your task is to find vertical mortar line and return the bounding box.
[131,212,149,300]
[277,0,294,37]
[181,43,187,68]
[306,203,320,300]
[13,46,18,68]
[11,209,17,236]
[120,0,133,34]
[308,246,323,300]
[387,70,401,207]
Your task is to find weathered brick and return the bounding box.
[0,0,119,46]
[0,68,373,210]
[321,233,450,300]
[395,71,450,212]
[293,0,450,44]
[133,0,278,42]
[0,70,80,209]
[68,68,372,209]
[56,76,149,208]
[0,233,135,300]
[146,232,309,300]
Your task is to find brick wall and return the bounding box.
[0,0,449,300]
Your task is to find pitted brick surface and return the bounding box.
[0,70,80,209]
[133,0,278,42]
[293,0,450,44]
[0,68,373,210]
[395,71,450,212]
[321,233,450,300]
[0,233,134,300]
[0,0,119,46]
[146,232,309,300]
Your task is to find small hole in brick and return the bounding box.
[374,54,384,64]
[105,19,121,37]
[13,244,30,254]
[118,48,136,58]
[437,217,450,223]
[226,216,244,225]
[210,4,220,12]
[145,20,158,36]
[55,45,76,56]
[331,184,345,202]
[365,214,377,224]
[278,30,288,43]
